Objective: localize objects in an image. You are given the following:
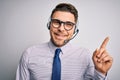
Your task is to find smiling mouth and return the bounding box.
[54,32,67,40]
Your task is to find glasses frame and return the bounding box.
[50,19,76,31]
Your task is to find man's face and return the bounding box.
[50,11,76,47]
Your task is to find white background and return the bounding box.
[0,0,120,80]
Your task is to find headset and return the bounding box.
[47,21,51,30]
[47,19,79,43]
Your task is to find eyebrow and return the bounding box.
[51,18,75,24]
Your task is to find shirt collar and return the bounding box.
[48,40,72,55]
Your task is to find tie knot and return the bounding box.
[55,48,61,56]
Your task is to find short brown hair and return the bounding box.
[50,3,78,22]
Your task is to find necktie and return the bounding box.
[51,48,61,80]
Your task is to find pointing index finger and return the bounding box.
[100,37,109,49]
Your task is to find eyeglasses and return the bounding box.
[50,19,76,31]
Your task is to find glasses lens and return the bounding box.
[64,22,75,30]
[51,19,60,28]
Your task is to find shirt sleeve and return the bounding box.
[16,50,30,80]
[94,69,108,80]
[84,68,108,80]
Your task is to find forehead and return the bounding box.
[52,11,75,22]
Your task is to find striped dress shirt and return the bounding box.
[16,41,108,80]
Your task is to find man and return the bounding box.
[16,3,113,80]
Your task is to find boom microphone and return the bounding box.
[64,29,79,43]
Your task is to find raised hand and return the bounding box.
[92,37,113,75]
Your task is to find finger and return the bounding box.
[92,48,99,61]
[100,37,109,49]
[93,48,99,57]
[93,48,105,63]
[96,48,105,58]
[102,55,113,63]
[98,51,108,62]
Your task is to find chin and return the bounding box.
[56,43,65,47]
[52,40,65,47]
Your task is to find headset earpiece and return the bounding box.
[74,28,79,34]
[47,18,52,30]
[74,25,78,34]
[47,22,50,30]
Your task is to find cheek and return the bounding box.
[68,30,74,37]
[50,27,56,37]
[50,29,53,37]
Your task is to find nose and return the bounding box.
[58,23,65,31]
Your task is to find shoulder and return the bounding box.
[71,44,92,57]
[28,42,49,50]
[19,42,50,64]
[22,42,49,57]
[71,44,90,53]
